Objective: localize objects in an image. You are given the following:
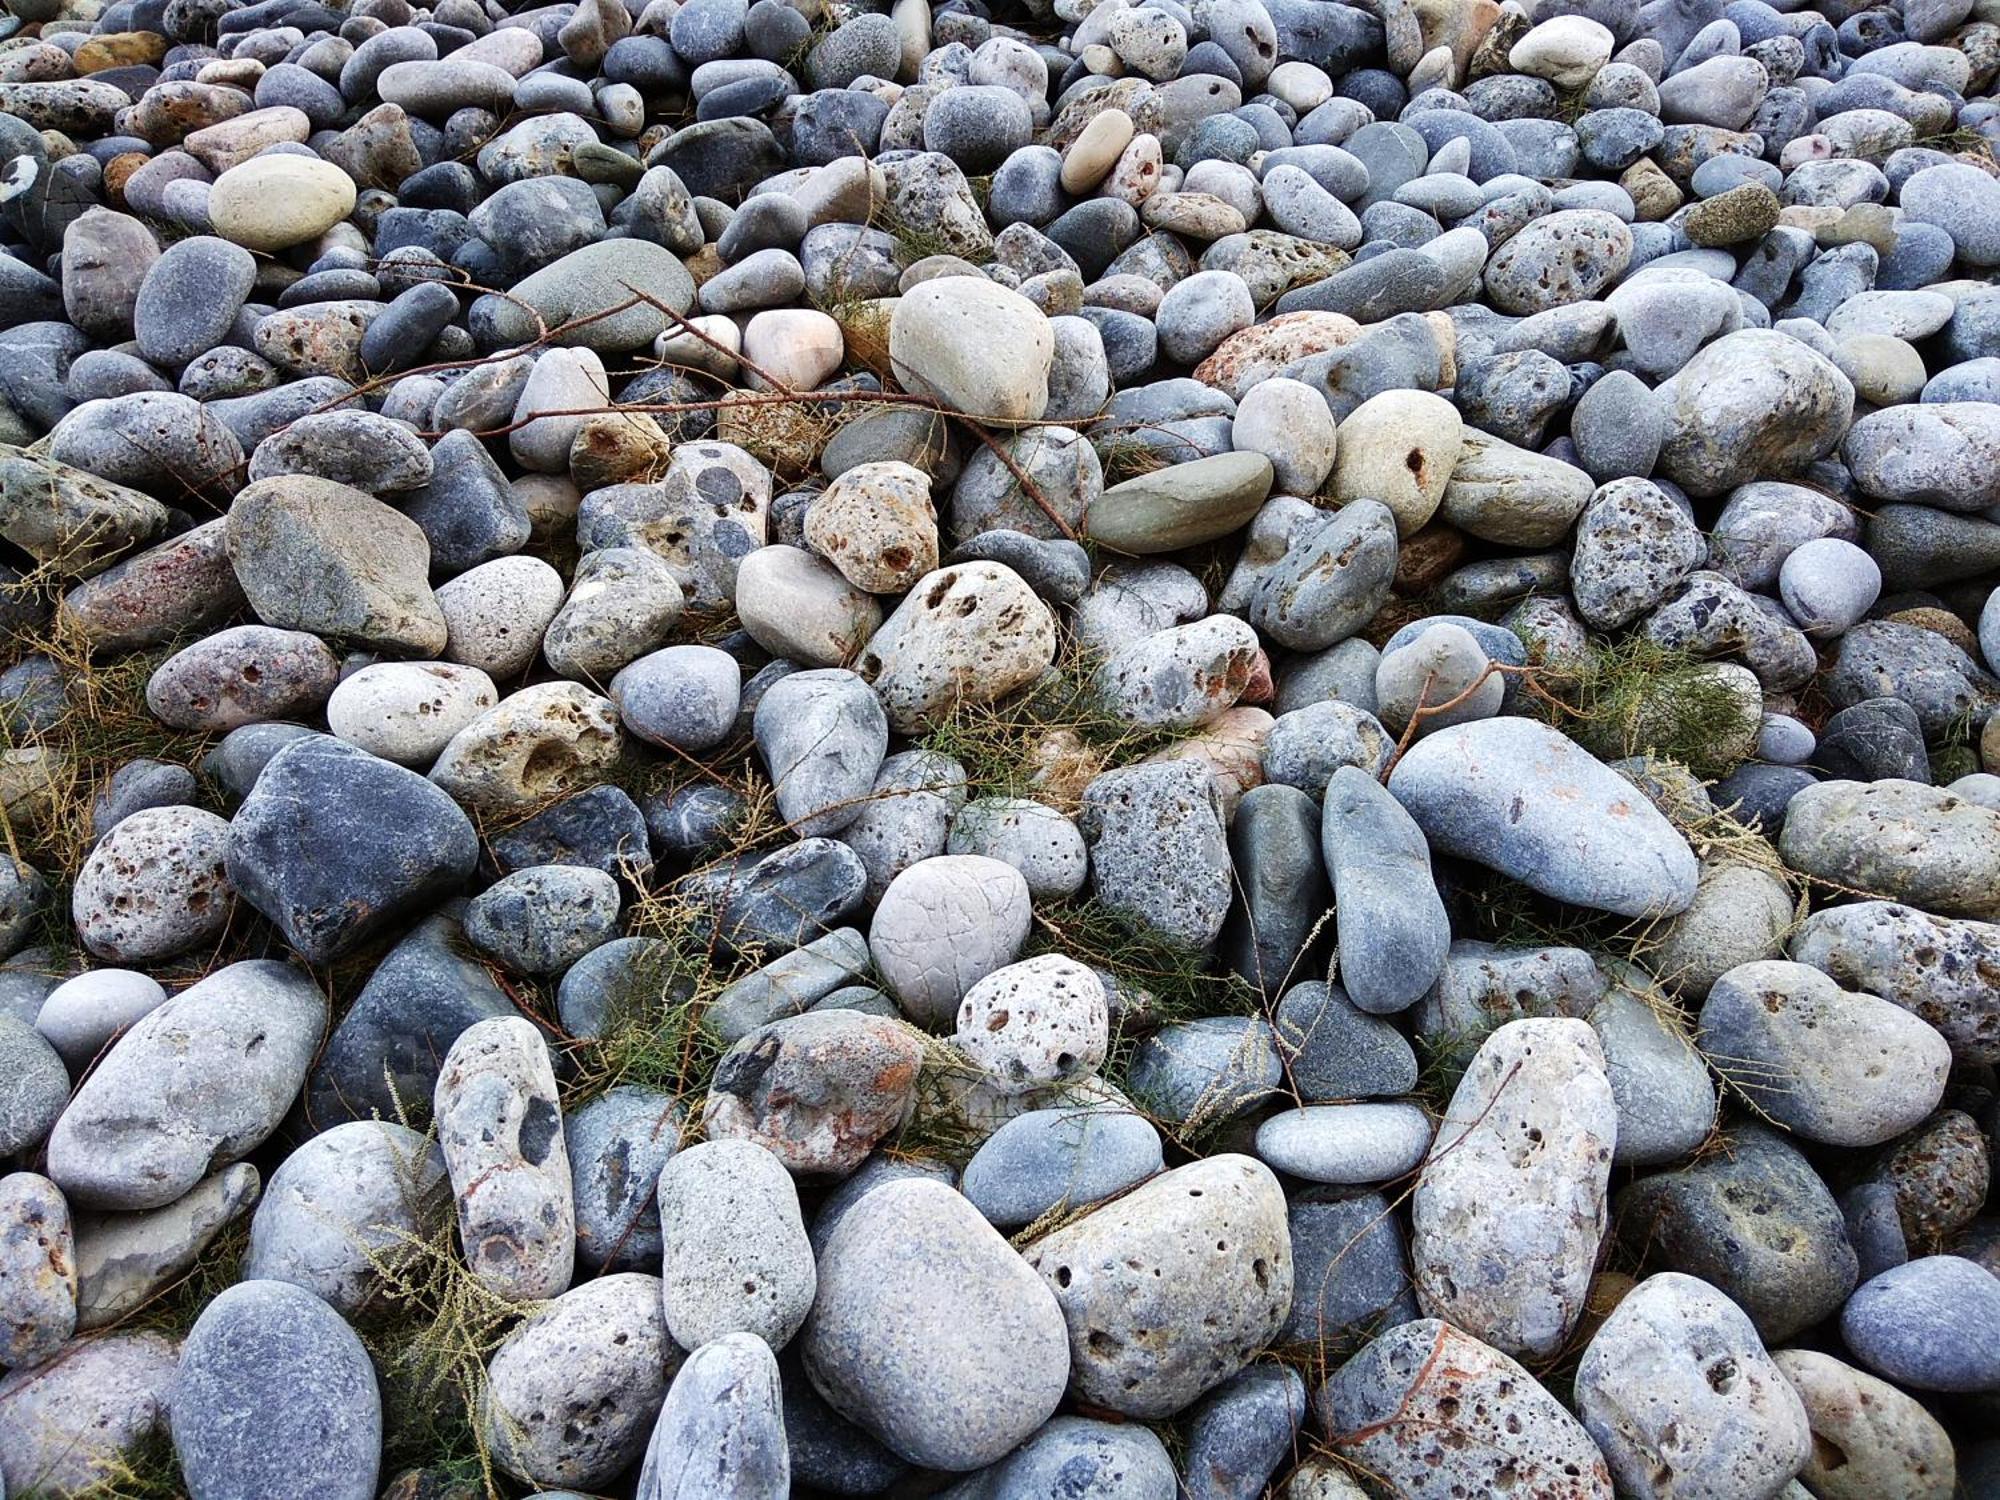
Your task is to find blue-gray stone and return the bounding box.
[1841,1181,1910,1283]
[556,935,694,1040]
[402,428,531,576]
[780,1346,910,1495]
[1282,1187,1419,1348]
[637,1331,788,1499]
[1814,697,1929,783]
[172,1280,381,1500]
[960,1105,1165,1229]
[1616,1123,1857,1342]
[1180,1363,1308,1500]
[1079,760,1233,950]
[306,908,520,1128]
[1126,1016,1283,1127]
[566,1084,679,1272]
[753,669,888,839]
[1841,1256,2000,1392]
[465,865,621,978]
[1274,980,1418,1100]
[0,1014,68,1156]
[1223,782,1330,997]
[939,1416,1176,1500]
[491,785,654,886]
[1389,718,1697,919]
[1322,766,1449,1015]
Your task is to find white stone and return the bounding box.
[326,661,499,767]
[952,954,1108,1095]
[1411,1017,1616,1360]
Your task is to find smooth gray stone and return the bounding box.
[1179,1364,1308,1500]
[1840,1256,2000,1392]
[752,669,888,838]
[1321,766,1449,1015]
[960,1105,1164,1230]
[0,1014,67,1156]
[1222,782,1330,997]
[1283,1187,1419,1348]
[1273,980,1419,1100]
[1389,718,1698,918]
[708,927,872,1043]
[171,1280,381,1500]
[46,962,323,1213]
[938,1416,1177,1500]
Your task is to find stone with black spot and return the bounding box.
[433,1015,574,1303]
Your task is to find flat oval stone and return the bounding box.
[1389,718,1698,919]
[1841,1256,2000,1392]
[1086,451,1275,554]
[46,961,325,1212]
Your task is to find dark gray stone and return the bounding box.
[1616,1123,1858,1343]
[227,735,479,965]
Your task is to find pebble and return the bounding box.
[486,1273,676,1491]
[803,1177,1069,1470]
[0,1331,178,1496]
[656,1139,815,1350]
[245,1120,447,1316]
[869,855,1031,1026]
[1773,1348,1956,1500]
[1699,958,1950,1147]
[229,734,479,963]
[433,1016,574,1303]
[0,1170,74,1368]
[1321,1319,1614,1498]
[1575,1272,1813,1500]
[1390,718,1698,918]
[637,1331,788,1498]
[326,662,499,767]
[1413,1020,1614,1361]
[1840,1256,2000,1392]
[952,954,1107,1094]
[1322,765,1449,1014]
[172,1280,382,1500]
[31,968,166,1072]
[46,961,323,1212]
[1617,1123,1859,1343]
[71,804,233,963]
[1024,1155,1292,1418]
[703,1010,924,1176]
[72,1163,261,1330]
[960,1102,1163,1229]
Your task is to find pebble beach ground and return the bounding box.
[1,0,2000,1492]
